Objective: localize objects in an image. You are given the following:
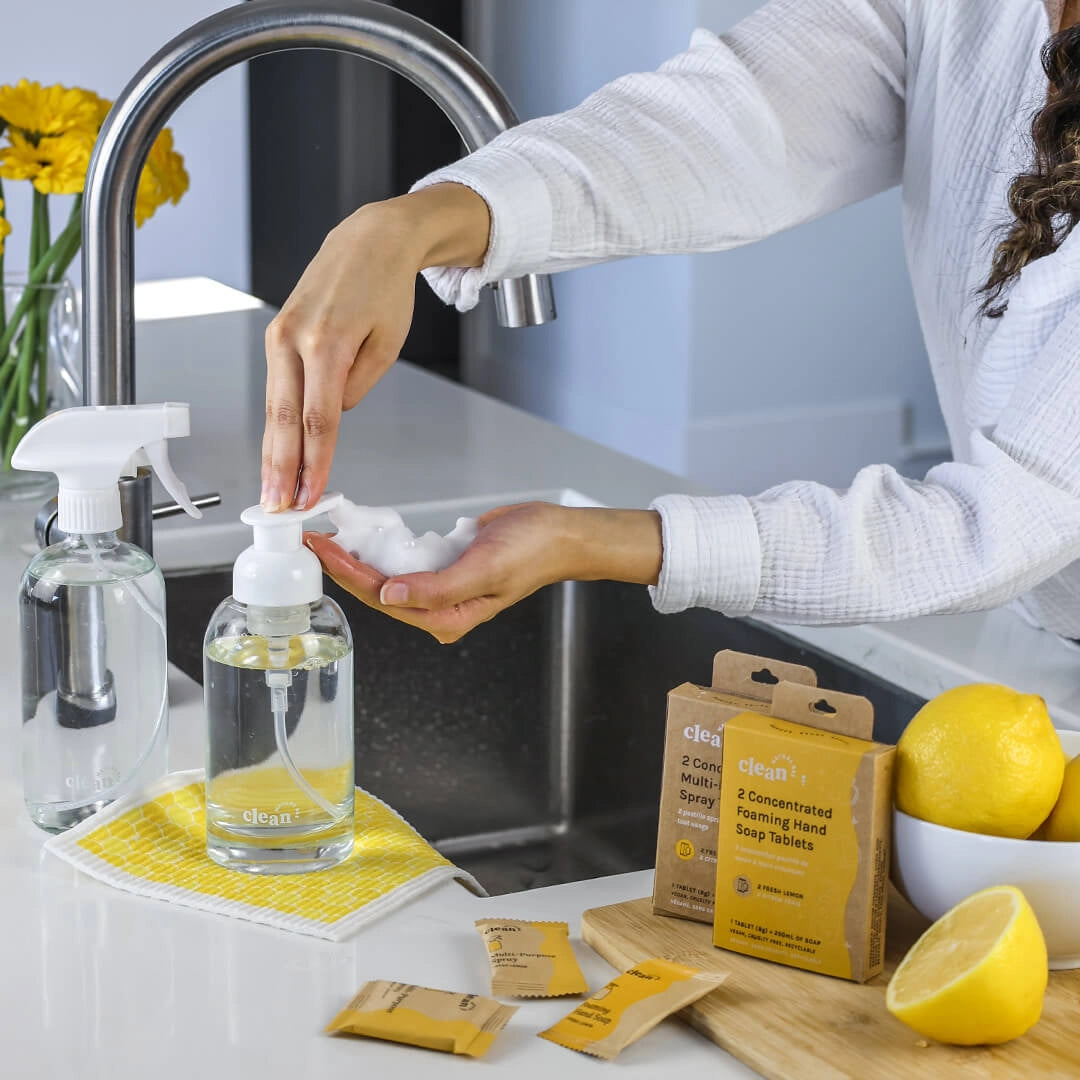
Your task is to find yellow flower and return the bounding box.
[0,80,103,139]
[0,199,11,258]
[134,127,189,227]
[0,129,92,194]
[33,130,94,195]
[149,129,189,204]
[0,81,187,226]
[0,131,42,181]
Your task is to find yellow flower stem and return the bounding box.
[0,198,80,365]
[0,176,7,339]
[0,192,80,461]
[34,316,47,426]
[0,351,17,394]
[46,216,82,286]
[36,216,85,420]
[0,357,22,442]
[31,191,46,266]
[41,197,49,252]
[23,192,49,437]
[46,194,82,284]
[4,300,37,466]
[31,193,51,424]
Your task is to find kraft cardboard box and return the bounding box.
[711,687,895,983]
[651,651,817,923]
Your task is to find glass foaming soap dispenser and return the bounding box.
[204,493,354,873]
[14,403,202,832]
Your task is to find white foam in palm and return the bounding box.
[327,499,479,577]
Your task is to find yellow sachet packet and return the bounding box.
[325,981,517,1057]
[538,957,727,1060]
[475,918,589,998]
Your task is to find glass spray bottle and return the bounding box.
[203,494,354,873]
[14,403,202,832]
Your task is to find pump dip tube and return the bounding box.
[203,495,355,873]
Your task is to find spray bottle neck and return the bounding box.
[70,530,120,545]
[55,530,123,559]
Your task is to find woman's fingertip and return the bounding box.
[381,582,409,606]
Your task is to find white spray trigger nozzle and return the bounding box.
[143,439,201,520]
[11,402,200,535]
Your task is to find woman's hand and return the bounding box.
[305,502,664,643]
[261,183,491,511]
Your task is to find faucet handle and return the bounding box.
[34,498,59,550]
[153,492,221,520]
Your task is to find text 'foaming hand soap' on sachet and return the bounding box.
[539,959,727,1060]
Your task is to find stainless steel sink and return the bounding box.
[164,566,924,896]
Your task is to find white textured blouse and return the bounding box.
[415,0,1080,637]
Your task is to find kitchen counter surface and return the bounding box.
[3,278,1080,1078]
[0,664,757,1079]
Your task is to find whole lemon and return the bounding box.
[1036,753,1080,842]
[895,683,1064,838]
[886,884,1047,1045]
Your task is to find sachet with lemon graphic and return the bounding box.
[44,770,482,940]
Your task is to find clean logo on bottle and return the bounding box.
[242,802,300,826]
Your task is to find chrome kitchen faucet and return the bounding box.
[79,0,556,552]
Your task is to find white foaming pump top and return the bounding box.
[11,403,202,534]
[233,493,343,609]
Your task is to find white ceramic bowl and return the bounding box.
[892,729,1080,969]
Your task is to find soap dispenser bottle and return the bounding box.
[203,493,354,873]
[13,403,202,832]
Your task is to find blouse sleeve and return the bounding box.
[411,0,906,310]
[650,301,1080,627]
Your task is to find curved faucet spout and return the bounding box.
[82,0,556,406]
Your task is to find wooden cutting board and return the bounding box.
[581,891,1080,1079]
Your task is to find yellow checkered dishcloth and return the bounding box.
[44,770,483,941]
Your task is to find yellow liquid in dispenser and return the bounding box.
[204,633,354,872]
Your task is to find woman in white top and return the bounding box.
[262,0,1080,644]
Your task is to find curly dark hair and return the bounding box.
[980,24,1080,317]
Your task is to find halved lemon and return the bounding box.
[886,885,1047,1045]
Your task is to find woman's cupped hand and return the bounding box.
[305,502,664,643]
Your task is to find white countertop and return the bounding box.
[4,278,1080,1078]
[0,663,756,1080]
[0,281,757,1079]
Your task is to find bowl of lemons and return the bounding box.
[891,683,1080,970]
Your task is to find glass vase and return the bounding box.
[0,278,81,501]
